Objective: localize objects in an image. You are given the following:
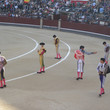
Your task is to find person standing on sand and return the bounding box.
[97,58,108,97]
[53,35,62,59]
[0,52,7,88]
[74,45,97,80]
[103,42,110,64]
[37,42,46,74]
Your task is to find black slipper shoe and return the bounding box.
[76,78,80,80]
[4,85,6,87]
[37,72,42,74]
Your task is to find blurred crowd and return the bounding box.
[0,0,66,19]
[68,0,110,26]
[0,0,110,26]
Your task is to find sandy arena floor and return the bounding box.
[0,25,110,110]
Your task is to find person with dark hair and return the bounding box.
[80,45,97,55]
[53,35,61,59]
[0,52,7,88]
[74,49,84,80]
[97,58,108,97]
[75,45,97,80]
[103,41,110,64]
[37,42,46,74]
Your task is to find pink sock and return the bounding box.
[3,79,6,85]
[59,54,61,58]
[0,81,3,87]
[100,88,103,95]
[102,88,104,93]
[77,72,80,78]
[57,53,58,58]
[43,67,45,71]
[38,68,42,72]
[81,72,83,78]
[105,60,108,64]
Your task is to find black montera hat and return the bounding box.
[40,42,45,45]
[80,45,84,49]
[53,35,56,38]
[100,58,105,62]
[103,42,106,45]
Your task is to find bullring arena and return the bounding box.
[0,25,110,110]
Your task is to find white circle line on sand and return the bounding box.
[6,40,71,82]
[7,33,39,62]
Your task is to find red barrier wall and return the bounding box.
[0,17,40,25]
[0,16,110,35]
[61,21,110,35]
[43,19,58,27]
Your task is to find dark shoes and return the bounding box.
[99,92,105,97]
[99,94,102,97]
[76,77,83,80]
[37,72,42,74]
[4,85,6,87]
[37,71,45,74]
[102,92,105,95]
[54,57,62,59]
[58,57,62,59]
[76,78,80,80]
[0,85,6,89]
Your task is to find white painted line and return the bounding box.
[46,40,70,70]
[15,31,71,70]
[7,34,39,62]
[6,40,71,82]
[1,22,109,83]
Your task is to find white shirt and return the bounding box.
[0,56,4,69]
[104,44,110,53]
[97,63,106,73]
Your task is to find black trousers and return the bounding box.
[0,68,5,81]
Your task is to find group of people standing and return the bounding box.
[37,35,61,74]
[97,42,110,97]
[37,35,110,97]
[74,41,110,97]
[0,35,110,97]
[0,34,61,88]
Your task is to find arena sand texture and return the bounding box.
[0,25,110,110]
